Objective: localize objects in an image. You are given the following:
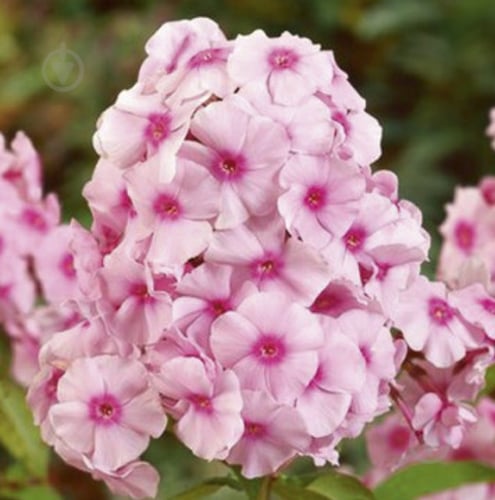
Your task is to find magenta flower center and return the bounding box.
[21,208,47,232]
[343,226,366,252]
[481,298,495,315]
[428,298,454,325]
[190,394,213,413]
[215,153,245,181]
[454,221,475,252]
[89,394,122,426]
[145,113,171,148]
[387,426,410,451]
[209,299,229,317]
[268,48,298,70]
[253,335,286,364]
[304,186,326,211]
[188,48,223,68]
[153,193,181,220]
[252,254,282,281]
[244,421,267,439]
[59,253,76,279]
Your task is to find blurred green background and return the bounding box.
[2,0,495,498]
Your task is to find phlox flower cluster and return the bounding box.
[0,132,79,386]
[26,18,494,499]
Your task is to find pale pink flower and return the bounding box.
[278,154,366,247]
[450,283,495,340]
[486,107,495,150]
[228,30,331,105]
[412,393,476,448]
[226,390,310,478]
[0,131,42,202]
[296,320,366,437]
[205,214,331,305]
[211,292,324,403]
[35,225,80,304]
[98,249,174,345]
[181,97,289,228]
[156,356,243,460]
[49,355,166,470]
[93,86,195,181]
[126,160,219,272]
[391,276,483,367]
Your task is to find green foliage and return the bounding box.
[374,461,495,500]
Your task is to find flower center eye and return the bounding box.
[344,227,366,252]
[99,403,114,418]
[153,194,181,219]
[428,298,454,325]
[260,343,278,358]
[259,260,274,273]
[146,113,171,147]
[482,299,495,315]
[245,422,265,436]
[221,159,237,174]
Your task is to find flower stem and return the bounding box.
[256,475,273,500]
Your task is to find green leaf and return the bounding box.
[374,461,495,500]
[481,363,495,397]
[0,376,49,476]
[169,477,240,500]
[273,481,331,500]
[307,471,375,500]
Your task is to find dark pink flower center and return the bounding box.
[481,298,495,315]
[209,299,230,317]
[190,394,213,414]
[45,369,64,399]
[130,282,153,303]
[188,48,224,68]
[428,298,454,325]
[454,221,475,252]
[21,208,47,232]
[311,292,341,314]
[252,254,282,281]
[268,48,299,70]
[244,421,267,439]
[387,425,410,451]
[145,113,171,148]
[332,111,351,135]
[343,226,366,253]
[153,194,181,220]
[59,253,76,279]
[0,284,11,299]
[89,394,122,426]
[253,335,286,365]
[215,153,245,181]
[304,186,326,211]
[481,178,495,205]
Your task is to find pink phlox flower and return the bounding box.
[173,262,254,352]
[49,355,166,471]
[35,225,81,304]
[238,82,340,155]
[98,249,174,345]
[181,97,289,228]
[140,17,228,88]
[228,30,331,105]
[412,392,476,449]
[278,154,366,248]
[0,131,42,202]
[126,160,219,272]
[211,291,324,403]
[93,85,196,182]
[205,213,331,305]
[392,276,484,368]
[156,356,243,460]
[296,319,366,437]
[226,390,310,478]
